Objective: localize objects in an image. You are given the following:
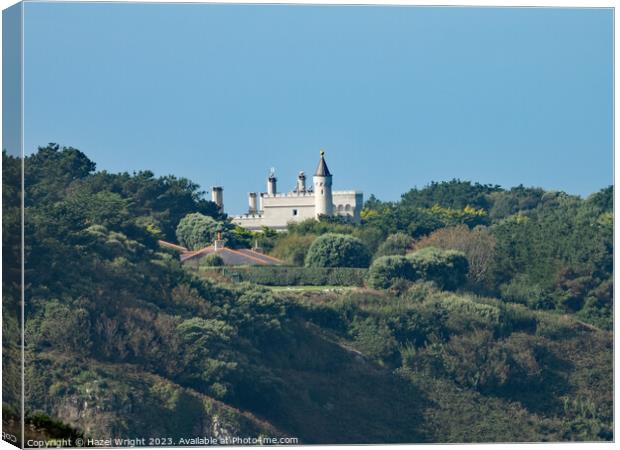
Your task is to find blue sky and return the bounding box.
[17,3,613,213]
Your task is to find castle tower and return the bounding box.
[211,186,224,211]
[313,150,333,218]
[267,169,277,196]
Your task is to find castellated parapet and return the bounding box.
[230,151,363,231]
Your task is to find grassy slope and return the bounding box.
[409,325,613,442]
[23,282,612,444]
[257,321,428,443]
[262,288,613,443]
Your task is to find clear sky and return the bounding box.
[18,3,613,213]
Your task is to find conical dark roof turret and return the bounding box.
[314,150,331,177]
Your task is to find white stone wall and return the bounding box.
[233,193,315,230]
[233,190,363,230]
[232,213,267,231]
[332,191,363,222]
[262,192,316,228]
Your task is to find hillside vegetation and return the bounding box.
[2,145,613,444]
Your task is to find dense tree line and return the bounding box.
[5,146,285,413]
[263,179,612,329]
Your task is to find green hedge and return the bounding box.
[199,266,368,286]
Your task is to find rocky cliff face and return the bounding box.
[26,353,282,443]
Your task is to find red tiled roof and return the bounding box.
[180,245,215,262]
[158,240,188,252]
[180,246,283,265]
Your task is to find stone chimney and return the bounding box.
[214,225,225,251]
[296,171,306,193]
[267,169,277,196]
[248,192,258,214]
[211,186,224,211]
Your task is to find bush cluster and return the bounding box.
[199,253,224,267]
[304,233,371,268]
[367,247,469,290]
[176,213,235,250]
[374,232,414,258]
[408,247,469,291]
[366,256,414,289]
[269,234,317,266]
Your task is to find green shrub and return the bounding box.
[535,313,577,339]
[26,300,93,355]
[286,218,355,236]
[440,330,543,392]
[500,276,555,310]
[367,256,416,289]
[175,317,238,397]
[407,247,469,291]
[232,287,287,339]
[497,302,538,335]
[305,233,371,268]
[293,300,346,331]
[199,253,224,267]
[575,277,612,330]
[402,281,440,303]
[176,213,235,250]
[351,226,386,254]
[28,411,83,439]
[368,248,469,291]
[425,295,501,334]
[375,232,414,258]
[350,317,398,362]
[270,234,317,266]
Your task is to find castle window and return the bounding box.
[292,209,298,216]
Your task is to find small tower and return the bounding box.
[313,149,333,218]
[248,192,258,214]
[211,186,224,212]
[267,168,277,196]
[296,171,306,193]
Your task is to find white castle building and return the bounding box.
[211,151,363,231]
